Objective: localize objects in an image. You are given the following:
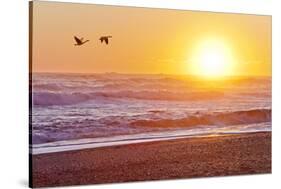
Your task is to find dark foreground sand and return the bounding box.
[32,132,271,187]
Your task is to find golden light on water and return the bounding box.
[189,39,235,78]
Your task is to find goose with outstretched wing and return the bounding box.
[99,36,112,45]
[74,36,89,46]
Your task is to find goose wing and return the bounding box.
[74,36,81,44]
[104,38,109,44]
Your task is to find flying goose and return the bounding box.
[74,36,89,46]
[99,36,112,45]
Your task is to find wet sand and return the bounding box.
[31,132,271,188]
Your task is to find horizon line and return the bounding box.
[31,71,271,77]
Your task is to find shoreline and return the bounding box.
[32,130,271,155]
[32,131,271,187]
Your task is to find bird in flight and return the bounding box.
[99,36,112,45]
[74,36,89,46]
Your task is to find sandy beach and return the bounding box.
[31,132,271,187]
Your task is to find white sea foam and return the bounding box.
[31,122,271,154]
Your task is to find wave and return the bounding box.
[33,83,62,91]
[31,108,271,145]
[32,90,225,106]
[32,92,92,106]
[130,109,271,127]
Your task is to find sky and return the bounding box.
[31,1,271,76]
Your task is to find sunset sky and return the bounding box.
[31,1,271,76]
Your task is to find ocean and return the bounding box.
[30,73,271,154]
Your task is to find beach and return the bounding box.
[32,131,271,187]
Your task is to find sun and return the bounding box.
[199,48,226,76]
[189,39,235,78]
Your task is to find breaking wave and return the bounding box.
[32,90,225,106]
[130,109,271,127]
